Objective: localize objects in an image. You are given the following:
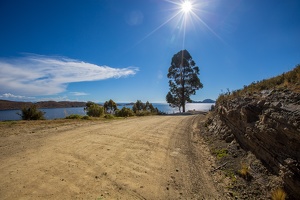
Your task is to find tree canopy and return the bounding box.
[104,99,117,114]
[166,50,203,112]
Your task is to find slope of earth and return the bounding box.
[0,115,226,199]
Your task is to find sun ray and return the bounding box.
[136,10,182,45]
[181,1,192,13]
[132,0,224,49]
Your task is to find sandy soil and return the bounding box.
[0,115,224,199]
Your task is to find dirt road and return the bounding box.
[0,115,223,199]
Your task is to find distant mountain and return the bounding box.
[0,100,86,110]
[191,99,216,103]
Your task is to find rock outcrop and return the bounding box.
[211,89,300,199]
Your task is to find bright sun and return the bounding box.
[181,1,193,13]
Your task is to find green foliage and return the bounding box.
[104,99,117,114]
[132,100,159,115]
[166,91,182,112]
[65,114,82,119]
[18,105,45,120]
[85,101,96,108]
[166,50,203,112]
[135,111,152,116]
[104,114,115,119]
[132,100,144,113]
[115,107,134,117]
[65,114,90,120]
[86,104,104,117]
[214,148,228,159]
[82,116,90,120]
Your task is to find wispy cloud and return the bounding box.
[0,93,35,100]
[70,92,89,96]
[0,54,138,96]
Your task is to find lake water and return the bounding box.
[0,103,214,121]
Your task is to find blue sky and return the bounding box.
[0,0,299,103]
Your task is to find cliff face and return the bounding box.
[212,89,300,198]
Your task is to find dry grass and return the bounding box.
[271,188,287,200]
[216,64,300,105]
[238,163,250,180]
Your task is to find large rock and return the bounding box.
[214,89,300,199]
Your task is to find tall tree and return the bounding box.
[166,50,203,112]
[104,99,117,114]
[132,100,144,113]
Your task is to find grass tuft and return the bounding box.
[238,163,251,180]
[271,188,287,200]
[65,114,83,119]
[214,148,228,159]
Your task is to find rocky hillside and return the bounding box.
[0,100,86,110]
[207,65,300,199]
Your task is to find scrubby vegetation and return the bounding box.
[104,99,117,114]
[271,188,287,200]
[213,148,228,159]
[64,100,161,120]
[115,107,134,117]
[132,100,159,115]
[238,163,251,181]
[104,114,114,119]
[85,102,104,117]
[65,114,82,119]
[20,100,162,121]
[18,105,45,120]
[65,114,90,120]
[217,64,300,104]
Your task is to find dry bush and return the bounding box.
[271,188,287,200]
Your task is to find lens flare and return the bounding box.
[134,0,223,48]
[181,1,192,13]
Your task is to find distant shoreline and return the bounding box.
[0,99,215,111]
[0,100,86,110]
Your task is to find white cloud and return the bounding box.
[0,93,35,100]
[70,92,89,96]
[0,54,138,96]
[35,96,70,102]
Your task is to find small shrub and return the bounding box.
[18,105,45,120]
[209,104,215,111]
[136,110,152,116]
[115,107,134,117]
[104,114,114,119]
[214,148,228,159]
[66,114,82,119]
[238,163,251,180]
[271,188,287,200]
[82,116,90,120]
[87,104,104,117]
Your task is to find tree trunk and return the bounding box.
[182,85,185,113]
